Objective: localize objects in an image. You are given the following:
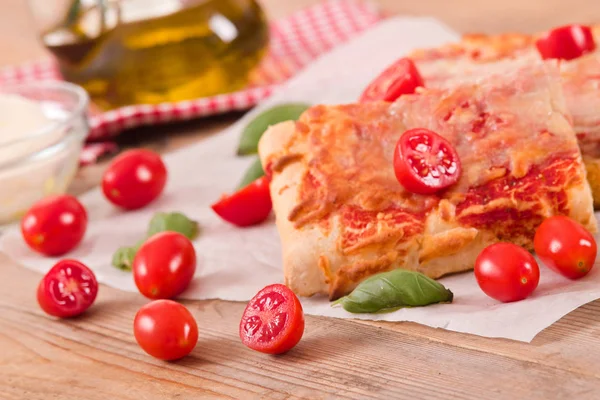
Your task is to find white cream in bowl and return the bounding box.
[0,93,85,224]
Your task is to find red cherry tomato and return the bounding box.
[134,300,198,361]
[212,176,272,227]
[359,58,424,103]
[37,259,98,318]
[21,195,88,256]
[534,216,597,279]
[133,232,196,300]
[102,149,167,210]
[474,243,540,303]
[239,283,305,354]
[393,128,462,195]
[535,24,596,60]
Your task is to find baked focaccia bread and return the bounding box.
[259,63,596,300]
[410,25,600,205]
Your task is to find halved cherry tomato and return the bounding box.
[134,300,198,361]
[21,195,88,256]
[212,176,272,227]
[133,231,196,300]
[37,259,98,318]
[474,243,540,303]
[534,216,597,279]
[102,149,167,210]
[393,128,462,195]
[240,283,304,354]
[535,24,596,61]
[359,58,424,103]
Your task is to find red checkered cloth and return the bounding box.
[0,0,382,165]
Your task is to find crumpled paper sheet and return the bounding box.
[3,17,600,342]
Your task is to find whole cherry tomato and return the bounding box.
[534,216,597,279]
[212,176,272,227]
[239,283,304,354]
[474,243,540,303]
[535,24,596,60]
[134,300,198,361]
[393,128,462,195]
[37,259,98,318]
[102,149,167,210]
[359,58,424,103]
[133,231,196,299]
[21,195,88,256]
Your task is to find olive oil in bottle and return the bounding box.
[39,0,269,110]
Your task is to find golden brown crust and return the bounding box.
[584,157,600,209]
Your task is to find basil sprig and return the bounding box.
[237,103,311,155]
[112,211,199,271]
[237,157,265,190]
[333,269,453,313]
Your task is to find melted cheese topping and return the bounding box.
[281,64,581,257]
[411,26,600,157]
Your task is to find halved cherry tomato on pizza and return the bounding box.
[474,243,540,303]
[359,58,424,103]
[21,195,88,256]
[393,128,462,195]
[37,259,98,318]
[212,176,272,227]
[102,149,167,210]
[134,300,198,361]
[534,216,597,279]
[535,24,596,61]
[240,283,305,354]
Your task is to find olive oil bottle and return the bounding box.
[34,0,269,110]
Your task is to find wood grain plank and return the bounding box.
[352,300,600,380]
[1,259,600,400]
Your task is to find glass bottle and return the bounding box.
[28,0,270,110]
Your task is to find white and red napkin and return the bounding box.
[0,0,382,165]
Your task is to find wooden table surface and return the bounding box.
[3,1,600,399]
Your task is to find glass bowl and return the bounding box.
[0,81,89,225]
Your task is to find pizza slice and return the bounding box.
[409,24,600,205]
[258,63,596,300]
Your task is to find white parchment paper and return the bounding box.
[3,18,600,342]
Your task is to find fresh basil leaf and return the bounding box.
[237,157,265,190]
[111,211,199,271]
[332,269,453,313]
[237,103,311,155]
[147,212,199,239]
[111,243,141,272]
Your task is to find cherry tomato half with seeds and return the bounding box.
[474,243,540,303]
[534,216,597,279]
[535,24,596,61]
[134,300,198,361]
[133,231,197,300]
[393,128,462,195]
[37,259,98,318]
[212,176,272,227]
[240,283,304,354]
[102,149,167,210]
[21,195,88,256]
[359,58,424,103]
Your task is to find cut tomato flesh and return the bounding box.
[243,292,288,342]
[48,265,96,309]
[37,259,98,318]
[239,284,304,354]
[394,128,462,194]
